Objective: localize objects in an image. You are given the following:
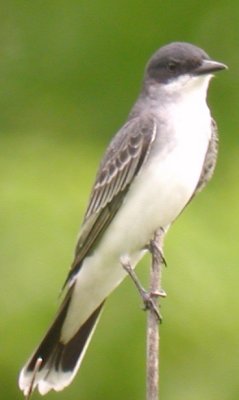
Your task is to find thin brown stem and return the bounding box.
[146,228,165,400]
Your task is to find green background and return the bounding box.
[1,1,238,399]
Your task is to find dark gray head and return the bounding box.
[145,42,227,85]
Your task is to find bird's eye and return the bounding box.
[167,61,177,72]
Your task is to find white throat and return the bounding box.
[149,73,213,108]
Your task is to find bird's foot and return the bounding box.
[121,256,166,322]
[141,288,166,322]
[147,238,167,267]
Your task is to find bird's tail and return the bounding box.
[19,295,104,396]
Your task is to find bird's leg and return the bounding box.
[146,230,167,320]
[121,255,166,322]
[24,357,43,400]
[147,237,167,269]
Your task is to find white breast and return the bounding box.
[62,74,213,341]
[102,78,212,254]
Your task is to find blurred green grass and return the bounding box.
[1,1,239,399]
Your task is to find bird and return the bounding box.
[19,42,227,397]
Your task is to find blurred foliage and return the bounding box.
[0,1,238,400]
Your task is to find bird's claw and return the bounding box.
[141,289,166,322]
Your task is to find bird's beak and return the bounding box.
[195,59,228,75]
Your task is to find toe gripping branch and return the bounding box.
[121,232,167,322]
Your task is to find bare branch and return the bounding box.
[121,228,166,400]
[147,229,165,400]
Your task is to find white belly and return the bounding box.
[98,101,211,255]
[62,100,212,341]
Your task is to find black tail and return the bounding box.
[19,296,104,395]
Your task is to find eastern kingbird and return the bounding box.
[19,42,227,396]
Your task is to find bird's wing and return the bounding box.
[65,115,157,286]
[195,118,218,194]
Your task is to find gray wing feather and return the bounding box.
[84,118,156,219]
[195,118,218,194]
[65,115,157,285]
